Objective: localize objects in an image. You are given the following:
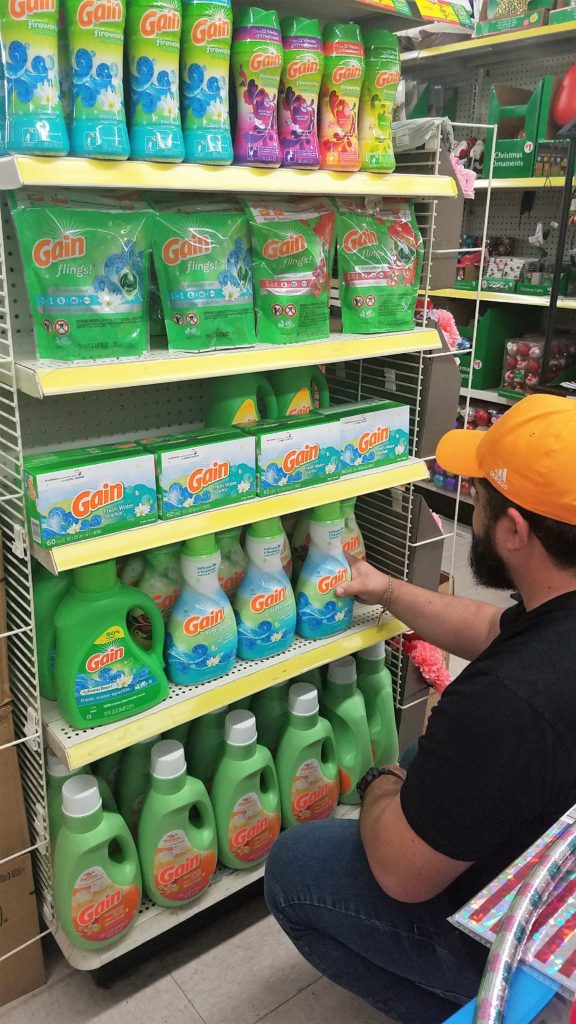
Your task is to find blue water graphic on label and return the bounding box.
[166,591,238,685]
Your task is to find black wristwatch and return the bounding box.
[356,766,405,802]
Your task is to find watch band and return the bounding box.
[356,766,404,801]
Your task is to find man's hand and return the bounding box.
[336,558,390,606]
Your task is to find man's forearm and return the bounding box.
[359,774,404,878]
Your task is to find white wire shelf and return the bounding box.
[462,387,521,407]
[415,478,474,506]
[423,288,576,310]
[42,606,404,769]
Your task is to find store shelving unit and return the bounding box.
[462,387,518,406]
[400,21,576,67]
[424,287,576,309]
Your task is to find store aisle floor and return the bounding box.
[5,524,514,1024]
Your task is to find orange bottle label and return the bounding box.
[286,388,313,416]
[228,792,280,863]
[290,758,338,823]
[232,399,258,426]
[71,866,140,943]
[153,829,216,902]
[339,767,353,795]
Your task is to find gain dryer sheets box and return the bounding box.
[320,401,410,473]
[141,428,256,518]
[243,413,341,495]
[24,442,157,548]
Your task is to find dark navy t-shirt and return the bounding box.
[400,590,576,907]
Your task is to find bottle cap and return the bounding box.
[183,534,218,558]
[323,22,363,47]
[74,561,117,593]
[249,517,282,540]
[327,656,357,686]
[281,16,322,40]
[225,710,257,746]
[151,739,186,779]
[362,28,397,48]
[289,682,319,716]
[310,502,342,525]
[234,6,281,32]
[46,750,78,778]
[62,775,102,817]
[360,641,387,661]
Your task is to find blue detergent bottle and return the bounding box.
[180,0,233,164]
[0,0,69,155]
[165,535,238,685]
[64,0,130,158]
[126,0,185,162]
[295,502,354,640]
[233,518,296,661]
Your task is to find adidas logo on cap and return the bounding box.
[490,467,508,489]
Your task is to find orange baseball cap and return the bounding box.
[436,394,576,525]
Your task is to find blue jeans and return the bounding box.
[264,818,486,1024]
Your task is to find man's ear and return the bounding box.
[502,507,531,551]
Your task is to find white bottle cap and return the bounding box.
[46,750,75,778]
[225,710,257,746]
[289,683,319,716]
[327,656,357,686]
[62,775,102,817]
[151,739,186,779]
[360,641,387,661]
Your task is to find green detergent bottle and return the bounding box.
[53,775,141,950]
[211,710,280,868]
[127,543,182,650]
[321,656,372,804]
[356,642,399,767]
[276,683,338,828]
[54,561,169,729]
[138,740,217,907]
[33,566,70,701]
[205,373,278,427]
[217,527,247,600]
[298,667,324,697]
[117,734,161,838]
[267,366,329,418]
[46,751,85,851]
[93,751,124,799]
[251,682,289,757]
[341,497,366,561]
[186,705,229,789]
[291,511,310,582]
[164,722,192,747]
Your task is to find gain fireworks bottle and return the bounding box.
[319,22,364,172]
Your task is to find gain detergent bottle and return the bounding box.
[54,561,169,729]
[251,681,289,757]
[165,535,238,685]
[46,754,117,850]
[206,373,278,428]
[291,511,310,582]
[93,750,124,798]
[53,775,141,950]
[33,565,70,701]
[321,656,372,804]
[186,704,229,790]
[138,740,217,906]
[117,734,161,837]
[126,0,185,162]
[298,667,324,697]
[266,366,329,418]
[231,7,282,167]
[233,518,296,660]
[341,496,366,561]
[180,0,233,163]
[275,683,338,828]
[356,642,399,767]
[278,17,323,169]
[295,503,353,639]
[358,29,400,174]
[0,0,69,155]
[211,710,280,869]
[217,527,247,600]
[128,543,182,649]
[64,0,130,158]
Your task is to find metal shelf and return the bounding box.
[424,288,576,309]
[15,329,441,399]
[31,459,427,573]
[401,21,576,69]
[0,155,458,198]
[475,177,567,190]
[463,387,521,407]
[49,804,359,970]
[42,606,404,770]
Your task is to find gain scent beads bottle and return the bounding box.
[231,6,283,167]
[358,30,400,173]
[319,22,364,172]
[126,0,185,162]
[180,0,233,163]
[278,17,323,169]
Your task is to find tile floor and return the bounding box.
[5,524,516,1024]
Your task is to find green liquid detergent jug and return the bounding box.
[64,0,130,158]
[251,681,289,757]
[165,535,238,685]
[206,373,278,428]
[298,667,324,696]
[128,543,182,650]
[211,710,280,869]
[117,734,162,837]
[163,722,192,747]
[186,704,229,790]
[217,527,247,600]
[54,561,169,729]
[93,750,124,798]
[295,503,353,639]
[0,0,69,155]
[358,30,400,174]
[138,739,217,906]
[180,0,233,163]
[127,0,185,162]
[321,656,372,804]
[341,496,366,561]
[276,682,338,828]
[33,565,70,701]
[356,641,399,767]
[291,511,310,582]
[233,518,296,660]
[266,366,329,418]
[53,775,141,950]
[46,751,85,850]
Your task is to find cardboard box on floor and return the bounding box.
[0,703,45,1006]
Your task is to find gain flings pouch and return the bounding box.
[336,197,423,334]
[10,193,153,360]
[244,199,330,344]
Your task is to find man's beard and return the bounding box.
[469,525,515,590]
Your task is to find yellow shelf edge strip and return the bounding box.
[404,21,576,61]
[422,288,576,310]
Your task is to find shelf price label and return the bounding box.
[415,0,474,24]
